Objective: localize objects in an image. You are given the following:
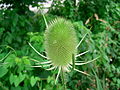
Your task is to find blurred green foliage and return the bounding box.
[0,0,46,14]
[0,0,120,90]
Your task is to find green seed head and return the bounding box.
[45,18,77,67]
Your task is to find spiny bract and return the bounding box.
[44,18,78,67]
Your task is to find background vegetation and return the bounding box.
[0,0,120,90]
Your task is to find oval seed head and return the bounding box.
[45,18,77,67]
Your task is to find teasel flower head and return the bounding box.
[44,18,77,69]
[29,17,99,84]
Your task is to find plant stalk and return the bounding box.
[61,68,66,90]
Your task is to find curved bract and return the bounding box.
[44,18,78,67]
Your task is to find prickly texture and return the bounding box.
[45,18,77,67]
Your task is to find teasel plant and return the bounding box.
[28,11,100,89]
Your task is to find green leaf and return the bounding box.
[30,76,38,87]
[11,73,26,87]
[4,54,16,68]
[12,14,18,27]
[15,57,21,64]
[9,74,14,85]
[14,75,19,87]
[0,28,5,33]
[22,56,30,65]
[0,66,8,78]
[10,86,21,90]
[19,73,26,83]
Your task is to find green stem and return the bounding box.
[61,68,66,90]
[0,51,11,62]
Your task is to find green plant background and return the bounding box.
[0,0,120,90]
